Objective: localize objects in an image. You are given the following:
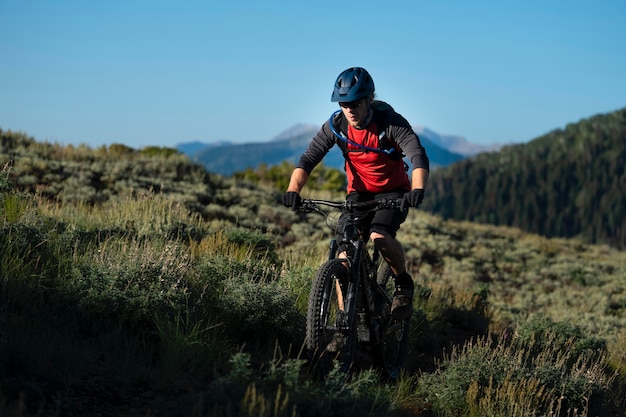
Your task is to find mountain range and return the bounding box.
[177,124,503,176]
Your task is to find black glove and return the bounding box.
[282,191,302,210]
[400,189,425,211]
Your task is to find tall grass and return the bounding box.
[0,186,302,414]
[417,317,616,417]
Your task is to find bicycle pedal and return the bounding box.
[357,328,370,342]
[326,334,345,352]
[356,312,370,342]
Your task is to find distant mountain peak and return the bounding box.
[176,140,233,157]
[271,124,318,142]
[414,125,503,156]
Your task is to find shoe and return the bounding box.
[326,333,345,352]
[391,278,414,320]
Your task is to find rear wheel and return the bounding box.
[306,259,357,376]
[372,263,409,382]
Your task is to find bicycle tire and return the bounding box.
[372,263,410,382]
[306,258,358,376]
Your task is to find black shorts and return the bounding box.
[335,189,408,244]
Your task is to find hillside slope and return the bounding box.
[2,130,625,415]
[421,107,626,249]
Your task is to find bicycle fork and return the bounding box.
[342,240,362,334]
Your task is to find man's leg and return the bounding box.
[371,230,405,276]
[371,231,414,320]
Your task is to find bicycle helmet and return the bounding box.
[331,67,375,102]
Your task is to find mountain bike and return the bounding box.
[299,198,410,381]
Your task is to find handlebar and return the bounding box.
[299,198,403,213]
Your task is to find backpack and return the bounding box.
[329,100,404,162]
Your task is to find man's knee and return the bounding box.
[370,230,389,241]
[371,231,396,252]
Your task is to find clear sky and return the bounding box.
[1,0,625,149]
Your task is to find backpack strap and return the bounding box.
[329,101,404,161]
[371,102,404,161]
[329,110,350,159]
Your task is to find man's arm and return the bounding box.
[411,167,428,190]
[400,167,429,211]
[287,167,309,193]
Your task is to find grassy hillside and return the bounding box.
[1,131,625,416]
[421,107,626,250]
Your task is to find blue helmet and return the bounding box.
[331,67,375,103]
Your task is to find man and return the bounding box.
[282,67,429,320]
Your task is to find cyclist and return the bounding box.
[282,67,429,320]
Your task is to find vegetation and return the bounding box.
[1,128,625,416]
[421,107,626,249]
[233,160,346,193]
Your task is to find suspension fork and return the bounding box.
[360,248,379,320]
[341,240,363,320]
[328,239,339,261]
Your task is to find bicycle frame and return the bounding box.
[323,205,384,323]
[301,198,408,380]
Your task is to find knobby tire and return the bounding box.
[306,259,358,377]
[371,262,410,382]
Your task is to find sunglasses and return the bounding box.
[339,99,363,109]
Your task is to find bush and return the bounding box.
[417,319,616,417]
[515,315,607,365]
[69,237,192,331]
[0,162,11,192]
[193,255,305,351]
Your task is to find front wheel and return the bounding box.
[371,263,410,382]
[306,259,357,376]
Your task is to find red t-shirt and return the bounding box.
[345,123,411,193]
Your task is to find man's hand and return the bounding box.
[282,191,302,210]
[400,189,425,211]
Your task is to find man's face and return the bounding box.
[339,98,370,128]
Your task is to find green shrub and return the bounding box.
[0,219,71,310]
[69,237,192,330]
[417,320,615,417]
[0,162,11,192]
[194,255,305,351]
[152,310,228,382]
[515,315,607,365]
[227,228,278,262]
[139,146,180,158]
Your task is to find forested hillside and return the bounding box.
[421,107,626,249]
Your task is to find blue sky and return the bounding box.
[1,0,625,149]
